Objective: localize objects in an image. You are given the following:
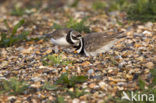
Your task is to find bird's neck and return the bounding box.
[66,30,79,44]
[75,38,84,55]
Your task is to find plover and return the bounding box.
[74,32,125,56]
[50,28,81,47]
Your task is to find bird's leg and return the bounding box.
[54,45,59,53]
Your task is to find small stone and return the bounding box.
[89,83,96,88]
[21,47,33,54]
[92,26,103,32]
[145,62,154,69]
[65,66,69,70]
[31,99,38,103]
[117,86,124,90]
[82,61,90,66]
[109,11,120,17]
[48,96,54,101]
[97,99,104,103]
[80,101,87,103]
[88,69,94,74]
[137,56,144,62]
[143,30,152,36]
[62,68,66,73]
[1,48,7,57]
[45,49,52,54]
[108,69,113,73]
[91,75,103,80]
[72,98,80,103]
[126,31,133,36]
[0,61,8,68]
[126,74,133,80]
[0,76,7,80]
[153,56,156,62]
[99,81,106,89]
[22,101,29,103]
[79,95,88,100]
[30,82,41,88]
[82,83,88,88]
[93,92,99,97]
[144,69,150,74]
[134,33,144,37]
[77,67,81,74]
[69,88,74,92]
[145,22,153,28]
[134,44,142,48]
[39,66,47,69]
[31,77,41,82]
[118,61,126,68]
[117,82,126,86]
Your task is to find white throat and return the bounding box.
[77,38,83,53]
[50,37,69,46]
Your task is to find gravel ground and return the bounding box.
[0,0,156,103]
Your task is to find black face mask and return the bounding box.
[72,34,81,40]
[66,30,74,44]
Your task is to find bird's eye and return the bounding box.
[76,34,81,37]
[72,35,77,39]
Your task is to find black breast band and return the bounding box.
[66,30,74,44]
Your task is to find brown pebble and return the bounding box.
[145,62,154,69]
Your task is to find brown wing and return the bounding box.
[84,33,119,52]
[51,28,72,39]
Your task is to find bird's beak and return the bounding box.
[74,50,78,54]
[77,34,81,37]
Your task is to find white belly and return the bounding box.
[50,38,70,46]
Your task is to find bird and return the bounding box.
[74,32,125,56]
[50,28,81,47]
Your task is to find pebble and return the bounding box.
[97,99,104,103]
[118,61,126,68]
[89,83,96,88]
[31,77,42,82]
[0,61,8,68]
[82,83,88,88]
[145,22,153,28]
[21,47,33,54]
[0,1,155,102]
[31,99,38,103]
[136,56,144,62]
[117,82,126,86]
[72,98,80,103]
[80,101,87,103]
[0,76,7,80]
[77,67,81,74]
[1,48,7,57]
[145,62,154,69]
[88,69,94,74]
[99,81,107,90]
[91,75,103,80]
[65,66,69,70]
[117,86,124,90]
[134,33,144,37]
[143,30,152,35]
